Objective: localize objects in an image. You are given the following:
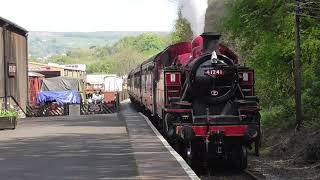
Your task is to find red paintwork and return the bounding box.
[239,71,254,85]
[155,42,192,72]
[164,108,192,113]
[190,36,204,61]
[192,36,203,49]
[191,46,203,60]
[153,43,191,115]
[176,53,191,66]
[28,76,43,106]
[176,125,248,137]
[165,72,181,85]
[218,44,239,64]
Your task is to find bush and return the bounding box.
[0,110,19,118]
[261,99,296,132]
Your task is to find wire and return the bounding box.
[286,3,320,8]
[287,3,320,9]
[298,6,320,11]
[299,1,320,5]
[287,11,320,19]
[296,13,320,19]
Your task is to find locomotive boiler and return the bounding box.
[127,32,261,170]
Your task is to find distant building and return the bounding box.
[28,62,86,81]
[86,74,113,90]
[0,17,28,112]
[86,74,123,92]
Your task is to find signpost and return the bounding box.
[8,63,17,77]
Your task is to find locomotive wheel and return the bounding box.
[234,145,248,170]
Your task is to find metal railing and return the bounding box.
[3,91,129,117]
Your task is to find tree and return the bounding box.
[111,48,145,76]
[114,32,167,56]
[170,9,193,43]
[217,0,320,129]
[50,54,72,64]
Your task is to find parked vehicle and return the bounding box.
[127,32,261,170]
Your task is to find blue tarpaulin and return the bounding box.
[37,91,80,105]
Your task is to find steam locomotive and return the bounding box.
[127,32,261,170]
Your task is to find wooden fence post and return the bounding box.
[116,92,120,112]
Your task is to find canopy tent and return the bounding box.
[40,76,85,101]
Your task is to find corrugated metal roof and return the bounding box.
[0,16,28,36]
[28,72,45,77]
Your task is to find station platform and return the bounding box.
[121,101,199,180]
[0,101,198,180]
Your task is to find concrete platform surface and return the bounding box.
[121,102,198,180]
[0,102,198,180]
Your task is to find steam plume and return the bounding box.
[179,0,208,37]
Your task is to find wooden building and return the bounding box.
[0,17,28,112]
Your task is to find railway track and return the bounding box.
[200,169,262,180]
[244,169,265,180]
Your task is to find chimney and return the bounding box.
[200,32,221,54]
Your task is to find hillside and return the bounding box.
[28,31,168,59]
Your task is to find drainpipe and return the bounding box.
[2,24,8,110]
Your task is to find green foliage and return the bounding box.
[28,31,151,59]
[0,110,19,118]
[87,61,114,74]
[261,99,296,132]
[110,48,145,76]
[215,0,320,130]
[49,55,72,64]
[205,0,231,32]
[114,32,166,56]
[47,32,167,76]
[170,9,193,43]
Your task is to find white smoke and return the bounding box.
[179,0,208,37]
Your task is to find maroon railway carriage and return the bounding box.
[127,32,261,170]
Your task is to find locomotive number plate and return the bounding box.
[205,69,224,77]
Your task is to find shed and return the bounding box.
[0,16,28,112]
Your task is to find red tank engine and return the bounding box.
[127,32,261,170]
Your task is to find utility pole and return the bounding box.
[294,0,303,131]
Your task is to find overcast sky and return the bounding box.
[0,0,178,32]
